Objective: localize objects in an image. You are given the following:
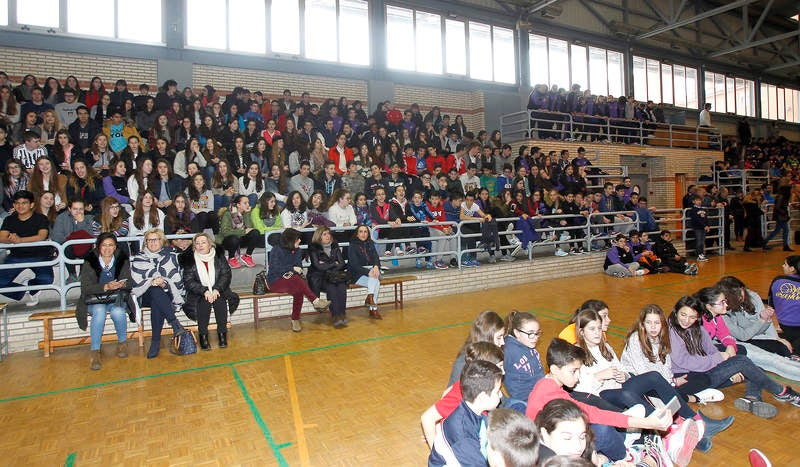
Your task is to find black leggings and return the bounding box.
[779,324,800,356]
[746,338,792,357]
[222,230,264,258]
[197,296,228,335]
[192,211,220,233]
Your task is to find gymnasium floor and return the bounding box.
[0,249,796,466]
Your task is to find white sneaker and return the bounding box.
[554,248,569,257]
[664,418,700,466]
[510,245,522,257]
[635,269,646,276]
[697,254,708,262]
[16,268,35,286]
[694,388,724,404]
[22,291,39,307]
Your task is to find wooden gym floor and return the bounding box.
[0,248,796,466]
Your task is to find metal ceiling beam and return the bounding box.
[636,0,758,40]
[709,29,800,57]
[748,0,774,43]
[672,0,688,22]
[527,0,561,14]
[641,0,669,24]
[765,59,800,72]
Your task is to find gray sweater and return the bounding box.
[50,210,95,243]
[722,289,779,341]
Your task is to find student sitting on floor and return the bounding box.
[653,230,697,275]
[486,408,540,467]
[604,234,645,277]
[428,360,503,467]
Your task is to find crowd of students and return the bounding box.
[424,261,800,466]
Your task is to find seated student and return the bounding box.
[668,295,800,418]
[164,193,194,235]
[653,230,696,275]
[428,360,504,467]
[604,234,645,277]
[558,299,611,345]
[718,276,800,380]
[534,399,599,464]
[421,342,505,448]
[90,196,130,238]
[326,189,356,227]
[769,255,800,355]
[448,310,507,386]
[573,308,731,452]
[237,162,265,208]
[503,311,545,410]
[217,195,261,269]
[129,191,166,239]
[0,190,53,306]
[526,338,686,464]
[210,159,238,209]
[460,189,500,267]
[266,228,330,332]
[251,191,283,242]
[695,286,746,356]
[51,198,95,283]
[66,159,106,214]
[186,172,219,233]
[426,191,457,269]
[152,158,183,210]
[102,159,132,208]
[628,230,666,274]
[486,408,539,467]
[407,190,436,269]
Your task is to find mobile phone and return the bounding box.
[665,396,681,416]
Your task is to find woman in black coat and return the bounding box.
[180,232,237,350]
[347,224,383,319]
[308,225,349,328]
[77,233,136,371]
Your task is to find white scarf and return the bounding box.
[336,145,347,173]
[194,247,217,293]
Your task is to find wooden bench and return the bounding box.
[29,309,230,357]
[249,274,418,329]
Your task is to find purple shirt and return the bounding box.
[668,326,723,374]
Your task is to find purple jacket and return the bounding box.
[668,326,723,374]
[528,89,548,110]
[769,274,800,326]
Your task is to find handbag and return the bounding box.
[325,269,350,284]
[170,327,198,355]
[85,288,131,306]
[252,269,269,295]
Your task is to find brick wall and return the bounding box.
[0,46,157,88]
[192,64,369,108]
[394,85,486,133]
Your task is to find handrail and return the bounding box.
[0,207,728,309]
[501,108,721,150]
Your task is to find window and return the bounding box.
[230,0,265,53]
[633,56,698,109]
[68,0,114,37]
[118,0,161,43]
[761,84,800,122]
[445,19,466,75]
[787,89,799,123]
[529,34,548,86]
[492,26,515,84]
[18,0,58,28]
[305,0,337,61]
[186,0,226,50]
[271,0,300,54]
[0,0,7,26]
[705,71,754,116]
[339,0,369,65]
[468,21,492,81]
[386,5,414,70]
[570,45,587,90]
[530,35,622,94]
[416,11,442,74]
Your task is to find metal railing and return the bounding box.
[682,207,725,257]
[0,208,728,309]
[714,168,770,196]
[500,109,721,149]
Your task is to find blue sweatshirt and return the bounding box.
[503,335,545,401]
[428,401,487,467]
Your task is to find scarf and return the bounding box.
[231,209,245,230]
[336,145,347,173]
[194,247,217,293]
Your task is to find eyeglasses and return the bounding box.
[145,238,161,243]
[516,328,543,338]
[110,205,120,209]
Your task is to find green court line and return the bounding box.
[277,442,292,449]
[231,366,288,467]
[64,452,76,467]
[0,320,471,404]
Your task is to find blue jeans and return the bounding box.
[591,423,626,461]
[214,194,232,211]
[764,220,789,245]
[247,193,259,208]
[600,371,695,419]
[685,355,783,400]
[89,303,127,350]
[355,275,380,302]
[693,228,706,256]
[0,256,54,301]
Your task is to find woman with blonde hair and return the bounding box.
[180,232,237,350]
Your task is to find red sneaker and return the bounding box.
[749,449,772,467]
[240,254,256,268]
[227,257,242,269]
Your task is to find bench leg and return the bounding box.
[253,297,260,329]
[138,320,144,348]
[43,319,52,357]
[399,282,404,307]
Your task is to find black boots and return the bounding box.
[218,331,227,348]
[199,333,211,350]
[147,338,160,359]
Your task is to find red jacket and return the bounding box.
[261,106,288,133]
[402,155,418,176]
[526,377,630,428]
[328,146,354,174]
[386,109,403,126]
[426,154,446,173]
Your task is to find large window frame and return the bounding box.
[385,4,516,84]
[529,34,624,97]
[704,70,754,117]
[1,0,164,44]
[761,83,800,123]
[632,55,699,110]
[185,0,370,66]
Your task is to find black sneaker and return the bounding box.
[774,386,800,408]
[449,258,458,268]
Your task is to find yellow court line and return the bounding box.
[284,355,310,466]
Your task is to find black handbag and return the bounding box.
[325,269,350,284]
[85,288,131,306]
[253,269,269,295]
